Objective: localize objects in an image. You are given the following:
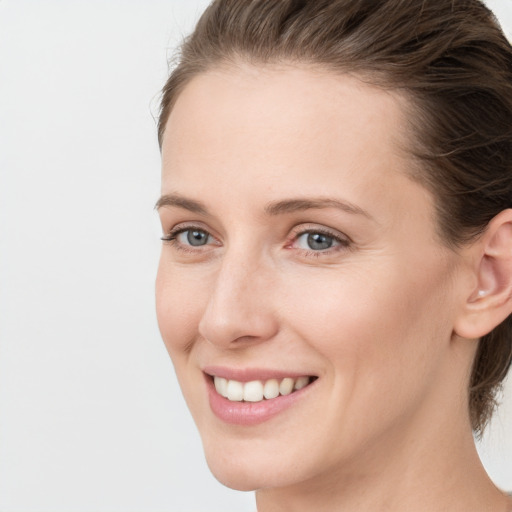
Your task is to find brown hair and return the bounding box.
[158,0,512,434]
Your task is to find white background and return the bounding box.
[0,1,510,511]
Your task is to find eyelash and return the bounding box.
[288,227,351,257]
[161,225,351,257]
[161,225,215,254]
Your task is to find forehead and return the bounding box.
[163,63,409,165]
[160,64,433,234]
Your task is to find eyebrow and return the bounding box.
[264,198,371,218]
[155,193,208,215]
[155,193,371,219]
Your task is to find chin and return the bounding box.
[207,463,260,492]
[200,437,274,491]
[200,430,323,492]
[205,459,296,492]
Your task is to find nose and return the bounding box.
[198,252,279,348]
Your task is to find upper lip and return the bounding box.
[202,365,317,382]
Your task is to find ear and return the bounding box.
[454,209,512,340]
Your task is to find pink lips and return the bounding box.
[203,367,316,426]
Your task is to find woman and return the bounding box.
[155,1,512,510]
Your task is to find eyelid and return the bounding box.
[289,224,351,243]
[161,222,220,247]
[287,224,352,254]
[160,221,351,257]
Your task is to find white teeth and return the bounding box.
[243,380,264,402]
[214,375,312,402]
[294,376,309,390]
[263,379,280,399]
[226,380,244,401]
[213,376,228,398]
[279,377,294,396]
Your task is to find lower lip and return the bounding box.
[206,375,315,426]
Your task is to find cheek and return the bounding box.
[155,257,206,357]
[291,253,452,343]
[284,259,454,405]
[155,258,211,420]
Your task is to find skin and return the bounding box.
[156,64,512,512]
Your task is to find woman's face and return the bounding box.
[156,65,470,491]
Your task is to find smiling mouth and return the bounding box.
[211,375,317,403]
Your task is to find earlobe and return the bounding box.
[454,209,512,340]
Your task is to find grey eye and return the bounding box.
[180,229,211,246]
[308,233,333,250]
[297,232,336,251]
